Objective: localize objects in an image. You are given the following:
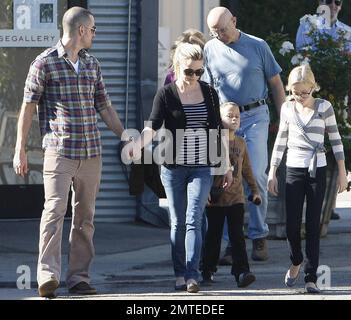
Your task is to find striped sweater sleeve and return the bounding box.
[324,102,345,161]
[270,102,289,167]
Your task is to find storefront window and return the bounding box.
[0,0,67,185]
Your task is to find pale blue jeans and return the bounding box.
[161,165,213,281]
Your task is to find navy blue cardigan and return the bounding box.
[147,80,222,167]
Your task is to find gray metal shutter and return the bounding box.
[88,0,138,221]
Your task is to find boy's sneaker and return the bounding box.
[237,272,256,288]
[201,271,214,286]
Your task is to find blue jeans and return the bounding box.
[160,165,213,281]
[236,104,270,239]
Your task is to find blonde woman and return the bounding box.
[126,43,232,293]
[164,29,206,85]
[268,65,348,293]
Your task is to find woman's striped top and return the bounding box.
[177,101,209,166]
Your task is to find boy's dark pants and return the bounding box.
[202,204,250,281]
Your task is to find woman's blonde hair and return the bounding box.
[286,65,320,92]
[173,43,203,80]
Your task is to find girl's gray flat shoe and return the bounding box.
[284,265,301,287]
[305,282,321,294]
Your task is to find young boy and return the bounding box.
[201,102,261,288]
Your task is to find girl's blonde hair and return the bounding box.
[173,43,203,80]
[286,65,320,92]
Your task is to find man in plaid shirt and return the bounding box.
[13,7,125,298]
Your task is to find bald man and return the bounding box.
[13,7,125,298]
[203,7,285,262]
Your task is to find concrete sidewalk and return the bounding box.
[0,192,350,300]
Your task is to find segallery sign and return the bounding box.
[0,0,60,47]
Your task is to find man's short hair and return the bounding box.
[62,6,93,35]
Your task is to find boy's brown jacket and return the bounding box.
[208,136,259,207]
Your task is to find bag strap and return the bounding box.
[208,84,220,125]
[208,84,222,158]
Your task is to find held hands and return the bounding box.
[121,140,141,162]
[13,149,28,177]
[124,140,135,160]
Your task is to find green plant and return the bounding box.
[266,15,351,171]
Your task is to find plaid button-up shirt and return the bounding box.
[24,41,111,159]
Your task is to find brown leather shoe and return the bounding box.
[38,279,59,298]
[251,238,268,261]
[69,282,97,295]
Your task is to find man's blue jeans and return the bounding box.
[238,104,270,239]
[161,165,213,281]
[224,105,270,240]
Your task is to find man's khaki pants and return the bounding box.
[37,151,101,289]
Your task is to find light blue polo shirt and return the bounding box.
[203,31,282,106]
[296,18,351,52]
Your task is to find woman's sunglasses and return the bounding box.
[183,68,205,77]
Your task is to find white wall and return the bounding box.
[158,0,219,86]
